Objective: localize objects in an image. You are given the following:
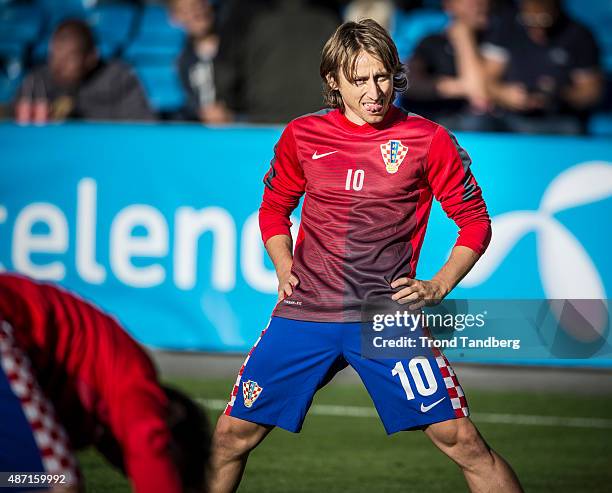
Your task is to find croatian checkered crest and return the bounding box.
[461,161,612,300]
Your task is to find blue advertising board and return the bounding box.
[0,123,610,365]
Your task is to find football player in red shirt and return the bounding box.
[209,19,523,493]
[0,273,210,493]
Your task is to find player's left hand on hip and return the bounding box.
[390,278,447,310]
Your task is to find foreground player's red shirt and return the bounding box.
[0,274,181,493]
[260,106,491,322]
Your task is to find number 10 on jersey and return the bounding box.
[345,169,364,191]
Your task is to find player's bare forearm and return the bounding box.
[391,246,480,310]
[265,234,299,300]
[432,245,480,295]
[265,234,293,275]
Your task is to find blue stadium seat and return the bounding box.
[564,0,612,73]
[86,4,136,47]
[123,38,184,64]
[588,113,612,136]
[565,0,611,28]
[137,4,185,41]
[35,0,91,14]
[0,4,43,43]
[0,50,23,103]
[124,4,185,64]
[0,72,22,104]
[598,33,612,73]
[32,37,50,62]
[134,63,184,113]
[390,9,449,63]
[0,40,25,59]
[0,39,24,104]
[604,53,612,74]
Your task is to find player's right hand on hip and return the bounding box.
[278,273,299,301]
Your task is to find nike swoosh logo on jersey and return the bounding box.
[420,397,446,413]
[312,150,338,160]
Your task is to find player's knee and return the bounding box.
[212,415,262,460]
[429,419,491,468]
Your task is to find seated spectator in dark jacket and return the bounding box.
[170,0,233,123]
[481,0,603,134]
[14,19,155,123]
[402,0,491,130]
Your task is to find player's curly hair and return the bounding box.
[320,19,408,110]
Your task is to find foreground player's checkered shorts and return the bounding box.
[0,320,80,487]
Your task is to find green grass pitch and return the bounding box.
[78,377,612,492]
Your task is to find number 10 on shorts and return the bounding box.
[392,358,438,400]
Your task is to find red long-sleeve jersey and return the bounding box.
[0,274,182,493]
[259,106,491,322]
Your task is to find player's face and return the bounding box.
[333,51,394,126]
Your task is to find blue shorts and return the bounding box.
[224,317,469,434]
[0,321,79,491]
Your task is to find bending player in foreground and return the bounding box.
[209,19,523,493]
[0,273,210,493]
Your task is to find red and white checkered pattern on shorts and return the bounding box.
[431,346,469,418]
[224,321,271,415]
[0,321,80,484]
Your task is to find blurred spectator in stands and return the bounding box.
[14,19,155,123]
[170,0,233,123]
[401,0,491,130]
[481,0,603,134]
[214,0,341,123]
[344,0,395,31]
